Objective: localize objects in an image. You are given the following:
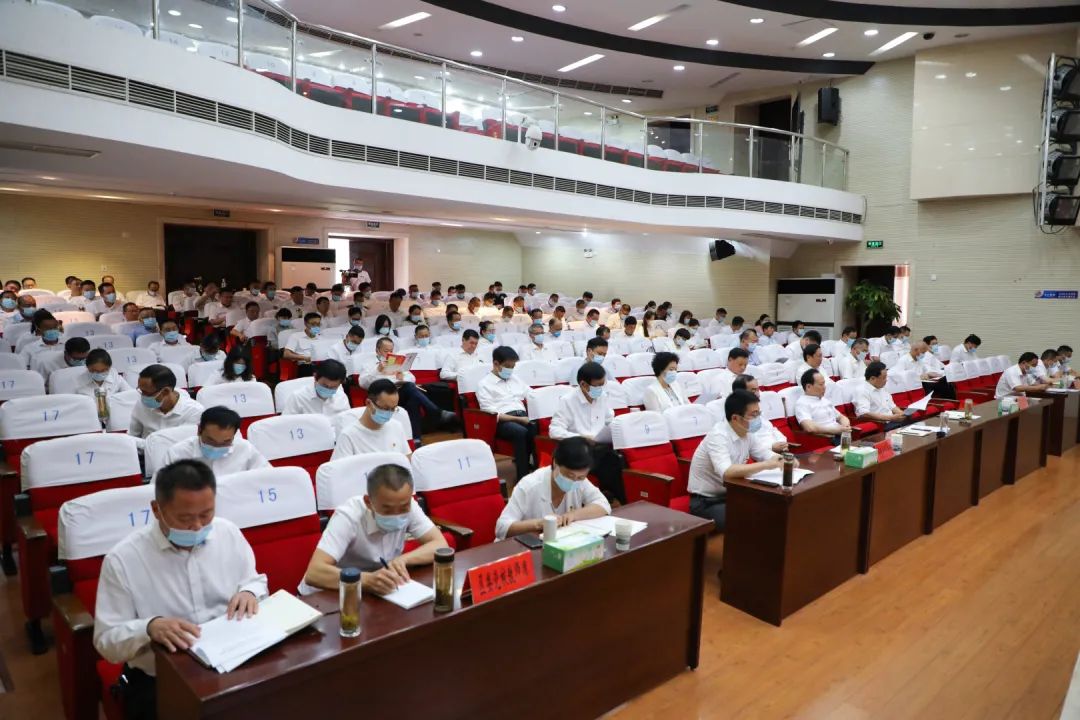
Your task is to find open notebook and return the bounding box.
[188,590,322,673]
[381,579,435,610]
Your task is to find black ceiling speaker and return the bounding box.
[709,240,736,261]
[818,87,841,125]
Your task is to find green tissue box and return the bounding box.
[542,531,603,573]
[844,446,878,469]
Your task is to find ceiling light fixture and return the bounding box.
[307,50,337,58]
[552,4,566,12]
[470,50,483,57]
[869,31,918,56]
[0,140,100,158]
[558,53,604,73]
[440,222,464,227]
[226,16,237,23]
[511,35,524,42]
[378,12,431,29]
[705,38,719,46]
[628,13,670,32]
[935,74,947,80]
[167,9,181,16]
[864,28,878,37]
[965,71,977,78]
[823,52,835,58]
[414,75,425,80]
[39,176,58,181]
[583,111,593,115]
[188,23,202,29]
[796,27,837,48]
[673,64,685,71]
[750,18,764,24]
[1000,85,1012,91]
[621,98,632,103]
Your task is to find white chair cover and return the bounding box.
[662,404,715,440]
[525,385,575,421]
[625,352,655,377]
[611,410,669,450]
[247,414,335,461]
[107,347,157,375]
[87,334,134,351]
[106,390,139,432]
[195,381,274,418]
[0,370,46,402]
[314,452,411,512]
[22,432,139,490]
[57,484,157,560]
[215,466,317,529]
[0,394,100,440]
[410,439,497,492]
[144,424,197,478]
[64,322,113,338]
[187,360,225,388]
[513,360,556,387]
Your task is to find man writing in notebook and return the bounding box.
[93,460,267,719]
[301,464,447,596]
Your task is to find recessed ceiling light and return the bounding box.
[379,12,431,29]
[1000,85,1012,91]
[226,16,237,23]
[750,18,764,24]
[552,4,566,12]
[955,33,970,39]
[307,50,337,58]
[621,98,632,103]
[673,65,685,71]
[935,74,947,80]
[185,47,197,52]
[267,208,283,212]
[628,12,671,32]
[535,231,541,234]
[796,27,837,48]
[90,194,125,200]
[188,23,202,29]
[965,71,977,78]
[864,29,878,37]
[167,9,181,16]
[823,52,835,58]
[870,31,918,56]
[968,147,975,151]
[440,222,464,227]
[491,217,512,221]
[0,187,28,192]
[414,75,425,80]
[558,53,604,72]
[38,176,58,181]
[511,35,524,42]
[583,111,593,115]
[470,50,483,57]
[705,38,719,46]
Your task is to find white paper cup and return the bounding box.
[543,515,558,542]
[614,520,632,551]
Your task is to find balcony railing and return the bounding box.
[21,0,850,190]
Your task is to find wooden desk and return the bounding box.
[721,399,1050,626]
[155,503,712,720]
[1028,390,1079,457]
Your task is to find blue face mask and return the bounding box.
[675,337,686,348]
[451,322,462,331]
[308,326,321,336]
[21,307,34,318]
[417,337,431,348]
[140,392,162,409]
[163,330,180,343]
[587,384,604,400]
[918,353,929,362]
[498,367,514,380]
[231,363,247,375]
[90,370,109,383]
[371,406,395,425]
[266,290,276,299]
[857,351,868,362]
[249,288,259,297]
[166,522,213,548]
[331,294,342,302]
[748,342,759,353]
[553,471,577,494]
[373,511,409,532]
[82,290,95,300]
[200,442,231,460]
[663,370,678,385]
[42,329,60,343]
[930,344,940,354]
[278,319,292,329]
[142,318,157,329]
[349,319,362,327]
[552,331,562,338]
[314,383,337,399]
[0,298,14,310]
[379,326,391,335]
[200,352,217,362]
[846,338,856,348]
[533,334,546,345]
[409,314,421,323]
[483,332,496,343]
[747,416,763,433]
[532,319,543,327]
[346,340,359,352]
[66,355,86,367]
[104,293,116,303]
[588,320,598,328]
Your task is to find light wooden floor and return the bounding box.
[0,448,1077,720]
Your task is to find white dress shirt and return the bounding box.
[31,351,74,382]
[161,435,270,476]
[93,519,267,676]
[757,333,777,346]
[440,350,483,381]
[357,355,417,389]
[895,352,941,378]
[133,292,167,309]
[284,331,317,361]
[331,418,411,460]
[19,338,65,368]
[548,389,614,440]
[477,372,528,414]
[794,394,843,431]
[785,342,805,363]
[150,339,192,363]
[705,368,738,400]
[836,352,864,381]
[232,317,263,338]
[86,298,124,318]
[951,346,977,364]
[281,384,350,416]
[71,368,133,398]
[642,378,690,413]
[688,421,775,497]
[298,497,434,594]
[202,301,238,325]
[128,393,204,439]
[324,340,361,365]
[494,466,611,540]
[995,364,1032,399]
[520,344,558,363]
[852,381,898,417]
[756,419,788,448]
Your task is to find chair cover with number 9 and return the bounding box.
[314,451,411,514]
[410,439,503,549]
[18,433,141,645]
[53,484,156,720]
[214,466,320,593]
[195,381,275,436]
[611,410,686,510]
[246,414,336,484]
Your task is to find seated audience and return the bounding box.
[162,406,270,474]
[331,379,412,460]
[794,370,850,442]
[282,359,350,415]
[852,361,906,430]
[643,351,690,412]
[129,364,205,438]
[478,346,534,480]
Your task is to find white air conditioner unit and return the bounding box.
[277,246,337,290]
[775,276,844,340]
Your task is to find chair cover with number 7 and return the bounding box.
[195,381,275,436]
[18,433,141,628]
[410,439,503,548]
[53,484,157,720]
[246,414,336,483]
[214,466,320,593]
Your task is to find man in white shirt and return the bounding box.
[738,328,763,366]
[422,290,445,317]
[790,343,833,386]
[150,320,192,363]
[302,463,447,595]
[281,287,314,319]
[33,336,90,383]
[794,369,849,441]
[688,390,784,531]
[548,362,622,501]
[134,281,167,309]
[520,323,557,362]
[359,337,456,445]
[895,341,943,381]
[1057,345,1075,377]
[384,294,407,328]
[837,338,870,381]
[731,375,788,453]
[705,347,750,401]
[852,361,907,430]
[566,299,589,323]
[325,326,366,365]
[331,379,412,460]
[347,258,372,291]
[606,304,632,330]
[58,275,82,301]
[229,302,263,344]
[706,307,728,331]
[478,346,535,480]
[86,282,123,319]
[69,280,96,310]
[282,312,322,373]
[477,322,497,347]
[282,360,350,416]
[950,334,984,362]
[94,460,266,713]
[441,330,484,381]
[162,406,270,475]
[129,364,205,439]
[202,288,238,330]
[19,312,64,368]
[188,336,226,369]
[995,352,1052,399]
[1034,349,1063,383]
[171,282,199,313]
[785,329,821,364]
[495,437,611,540]
[757,321,779,346]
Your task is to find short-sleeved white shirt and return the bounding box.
[794,394,841,429]
[852,381,897,417]
[128,392,205,439]
[330,418,411,460]
[281,383,350,416]
[494,466,610,540]
[161,435,270,476]
[688,421,775,497]
[284,331,317,360]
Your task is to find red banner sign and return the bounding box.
[465,550,535,604]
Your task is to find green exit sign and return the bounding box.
[866,240,884,249]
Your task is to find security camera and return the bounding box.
[923,32,935,40]
[524,123,542,151]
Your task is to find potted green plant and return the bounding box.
[844,280,901,336]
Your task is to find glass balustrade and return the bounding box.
[24,0,849,191]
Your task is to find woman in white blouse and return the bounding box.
[642,351,690,412]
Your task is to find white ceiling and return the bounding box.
[278,0,1077,108]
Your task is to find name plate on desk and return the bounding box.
[465,550,535,604]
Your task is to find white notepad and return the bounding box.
[188,590,322,673]
[562,516,647,538]
[747,467,813,486]
[381,579,435,610]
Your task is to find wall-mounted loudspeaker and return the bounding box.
[818,87,840,125]
[709,240,736,262]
